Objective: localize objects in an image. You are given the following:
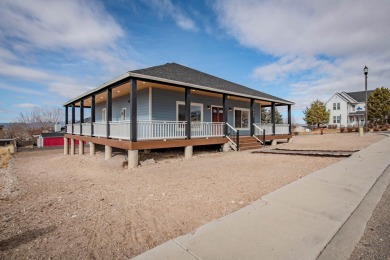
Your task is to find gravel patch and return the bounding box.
[0,133,385,259]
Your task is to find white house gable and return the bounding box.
[326,94,348,126]
[325,92,368,128]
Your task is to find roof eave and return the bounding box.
[63,72,131,106]
[129,72,294,105]
[63,72,294,106]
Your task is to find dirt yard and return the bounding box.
[0,133,386,259]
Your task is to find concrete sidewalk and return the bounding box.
[133,136,390,260]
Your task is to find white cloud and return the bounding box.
[213,0,390,114]
[0,0,123,51]
[0,0,140,101]
[0,84,45,96]
[214,0,390,57]
[0,61,93,99]
[144,0,198,31]
[13,103,39,108]
[252,55,332,82]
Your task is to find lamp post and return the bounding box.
[364,66,368,133]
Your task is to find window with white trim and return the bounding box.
[120,108,126,121]
[333,103,340,110]
[234,108,250,129]
[333,116,341,124]
[102,108,106,122]
[176,102,203,122]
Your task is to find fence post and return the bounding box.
[236,130,240,151]
[263,129,265,145]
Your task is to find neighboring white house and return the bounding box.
[325,91,374,128]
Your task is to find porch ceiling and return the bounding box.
[71,79,281,107]
[69,80,284,107]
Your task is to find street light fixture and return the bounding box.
[364,66,368,133]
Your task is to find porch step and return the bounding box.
[238,136,263,151]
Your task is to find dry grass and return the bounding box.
[0,148,12,169]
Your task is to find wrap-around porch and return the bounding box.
[66,121,290,141]
[63,63,294,167]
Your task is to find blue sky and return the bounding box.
[0,0,389,123]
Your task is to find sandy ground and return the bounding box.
[0,133,385,259]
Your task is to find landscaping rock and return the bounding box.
[140,158,156,166]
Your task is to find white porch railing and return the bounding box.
[253,124,264,136]
[255,123,273,135]
[109,121,130,140]
[138,120,186,140]
[93,122,107,137]
[275,124,290,134]
[254,123,290,135]
[81,123,91,136]
[253,123,265,144]
[191,122,225,138]
[66,124,72,134]
[226,122,238,151]
[73,123,81,135]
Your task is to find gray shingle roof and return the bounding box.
[346,90,374,102]
[64,62,293,106]
[131,63,292,104]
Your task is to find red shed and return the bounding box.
[38,132,80,147]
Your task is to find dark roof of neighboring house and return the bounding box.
[64,63,293,106]
[346,90,374,102]
[131,63,292,104]
[41,132,65,138]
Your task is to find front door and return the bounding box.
[212,107,224,122]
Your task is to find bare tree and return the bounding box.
[4,106,64,144]
[18,106,63,133]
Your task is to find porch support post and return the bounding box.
[271,102,276,135]
[79,140,84,155]
[105,145,112,160]
[70,138,75,155]
[71,104,75,134]
[80,100,84,135]
[223,94,228,136]
[250,98,254,136]
[65,106,68,125]
[89,142,95,155]
[130,78,138,142]
[91,95,95,137]
[64,137,69,155]
[287,104,292,134]
[185,87,191,139]
[106,88,112,138]
[185,146,193,159]
[128,150,139,168]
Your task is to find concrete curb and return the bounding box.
[317,164,390,259]
[133,136,390,260]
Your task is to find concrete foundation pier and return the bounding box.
[64,137,69,155]
[79,141,84,155]
[128,150,139,168]
[105,145,112,160]
[70,139,75,155]
[288,138,293,143]
[185,146,193,159]
[271,140,277,146]
[222,143,230,152]
[89,142,95,155]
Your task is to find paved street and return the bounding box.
[349,177,390,260]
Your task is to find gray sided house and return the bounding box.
[64,63,294,167]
